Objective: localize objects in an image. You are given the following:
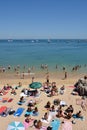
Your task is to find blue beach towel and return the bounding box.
[32,111,39,116]
[14,107,24,116]
[25,111,33,116]
[50,119,61,130]
[72,114,84,120]
[17,101,26,105]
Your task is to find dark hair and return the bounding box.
[33,119,37,126]
[47,126,52,130]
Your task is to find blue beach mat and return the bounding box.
[25,111,39,116]
[32,111,39,116]
[25,111,33,116]
[14,107,24,116]
[17,101,26,105]
[50,119,61,130]
[72,114,84,120]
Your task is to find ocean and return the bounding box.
[0,39,87,73]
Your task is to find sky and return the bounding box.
[0,0,87,39]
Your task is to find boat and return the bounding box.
[48,39,51,43]
[8,39,13,42]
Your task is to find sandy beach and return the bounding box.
[0,71,87,130]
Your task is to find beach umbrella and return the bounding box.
[7,121,25,130]
[29,82,42,89]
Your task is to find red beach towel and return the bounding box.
[8,98,13,102]
[0,106,7,114]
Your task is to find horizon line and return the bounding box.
[0,38,87,40]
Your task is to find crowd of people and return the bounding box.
[0,74,86,130]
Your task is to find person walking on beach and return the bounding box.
[64,71,67,79]
[22,72,25,79]
[32,76,34,83]
[46,74,49,85]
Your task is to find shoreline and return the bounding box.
[0,70,86,86]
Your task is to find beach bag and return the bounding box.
[9,110,15,115]
[15,87,18,89]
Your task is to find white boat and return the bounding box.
[48,39,51,43]
[8,39,13,42]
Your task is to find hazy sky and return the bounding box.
[0,0,87,39]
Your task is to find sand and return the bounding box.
[0,71,87,130]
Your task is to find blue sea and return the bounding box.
[0,39,87,73]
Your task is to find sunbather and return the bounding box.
[64,111,72,119]
[75,110,83,119]
[50,105,55,112]
[65,105,74,113]
[3,84,11,90]
[42,112,48,120]
[32,107,39,116]
[59,85,65,95]
[28,99,36,107]
[19,96,25,103]
[27,106,32,112]
[18,82,22,87]
[0,89,6,96]
[11,88,16,95]
[45,101,51,110]
[34,120,42,129]
[25,115,31,123]
[56,110,63,118]
[53,99,60,105]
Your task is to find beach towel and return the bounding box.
[17,101,26,105]
[0,97,2,102]
[62,120,72,130]
[41,119,49,124]
[0,106,7,115]
[32,111,39,116]
[50,119,61,130]
[25,110,39,116]
[0,90,8,95]
[72,114,84,120]
[17,98,26,105]
[60,101,67,106]
[2,97,9,103]
[20,93,27,97]
[14,107,24,116]
[8,98,13,102]
[49,111,57,117]
[67,86,75,88]
[3,91,8,95]
[47,114,52,123]
[23,119,34,129]
[1,107,11,117]
[25,111,33,116]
